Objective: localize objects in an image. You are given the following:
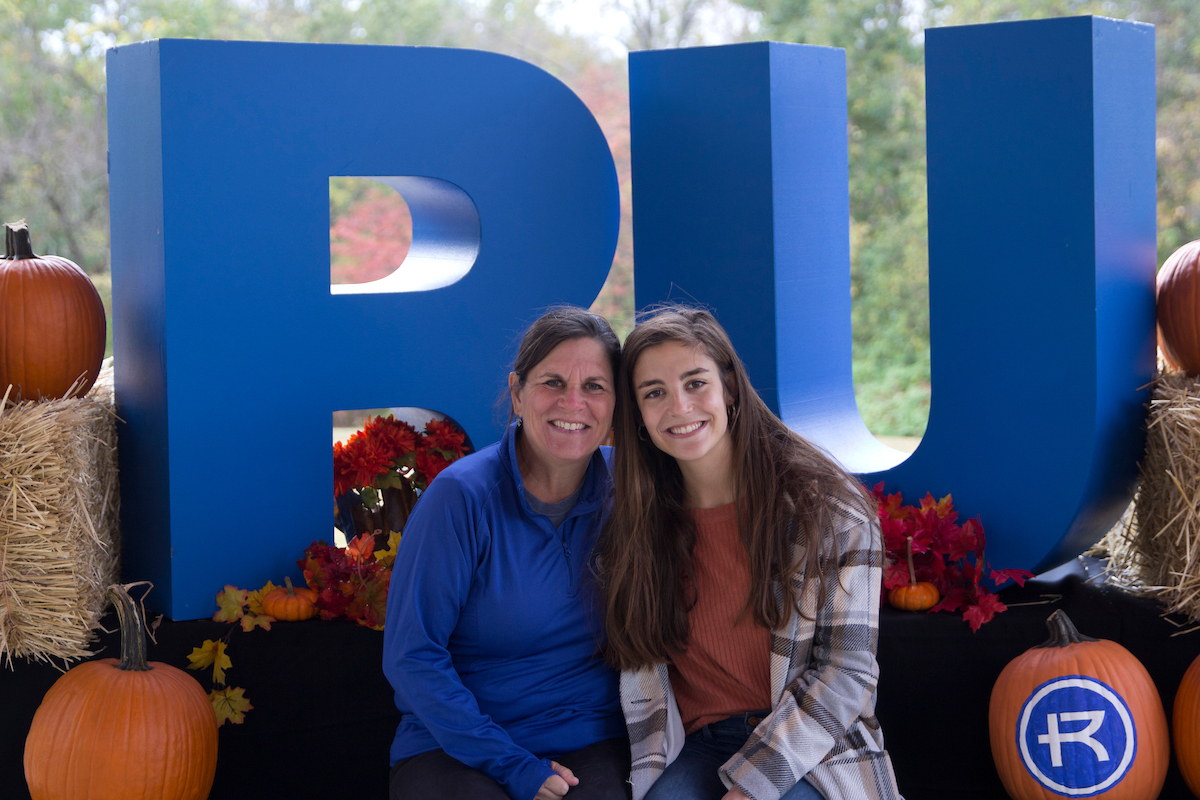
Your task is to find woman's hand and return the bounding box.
[721,786,751,800]
[534,761,579,800]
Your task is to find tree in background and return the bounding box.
[743,0,933,436]
[330,181,413,286]
[7,0,1200,437]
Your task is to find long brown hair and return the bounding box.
[597,305,874,671]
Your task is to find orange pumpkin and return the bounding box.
[1,220,106,401]
[988,610,1168,800]
[262,576,318,621]
[1157,239,1200,373]
[887,535,940,611]
[24,584,218,800]
[1173,652,1200,797]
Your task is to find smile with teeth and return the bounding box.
[551,420,588,431]
[668,421,705,435]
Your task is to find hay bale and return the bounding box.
[0,363,119,666]
[1100,369,1200,621]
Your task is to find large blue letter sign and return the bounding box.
[630,18,1157,572]
[107,41,617,618]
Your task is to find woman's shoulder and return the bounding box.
[415,440,514,513]
[826,484,875,530]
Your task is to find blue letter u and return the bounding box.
[629,16,1156,572]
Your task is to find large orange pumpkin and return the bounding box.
[23,584,218,800]
[1157,239,1200,373]
[1174,652,1200,797]
[1,220,106,401]
[988,610,1168,800]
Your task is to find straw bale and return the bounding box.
[1100,369,1200,621]
[0,363,119,666]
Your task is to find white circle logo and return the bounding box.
[1016,675,1137,797]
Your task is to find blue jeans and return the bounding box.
[644,712,825,800]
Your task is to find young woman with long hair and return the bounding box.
[597,306,902,800]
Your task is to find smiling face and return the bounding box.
[632,340,734,479]
[509,336,615,477]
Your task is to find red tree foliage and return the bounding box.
[330,184,413,285]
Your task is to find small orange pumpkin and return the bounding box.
[887,535,940,611]
[262,576,318,621]
[989,610,1168,800]
[24,584,218,800]
[1173,652,1200,797]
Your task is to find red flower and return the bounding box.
[425,418,467,457]
[416,448,452,484]
[333,441,356,498]
[366,415,420,459]
[346,436,392,489]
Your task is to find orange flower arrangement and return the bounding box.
[334,415,468,540]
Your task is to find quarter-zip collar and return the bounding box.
[500,420,610,531]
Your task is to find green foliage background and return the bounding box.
[4,0,1199,436]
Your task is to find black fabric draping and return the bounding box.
[3,559,1198,799]
[3,614,400,799]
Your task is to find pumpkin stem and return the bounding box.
[4,220,36,260]
[105,584,153,672]
[1035,609,1099,649]
[906,536,917,586]
[284,575,297,596]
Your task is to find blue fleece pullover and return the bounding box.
[383,421,625,800]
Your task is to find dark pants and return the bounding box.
[644,712,824,800]
[389,736,632,800]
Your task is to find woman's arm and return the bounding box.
[720,505,885,800]
[383,475,556,800]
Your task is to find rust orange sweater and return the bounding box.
[669,502,773,733]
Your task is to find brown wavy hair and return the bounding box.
[597,305,874,671]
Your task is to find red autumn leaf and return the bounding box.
[962,591,1008,633]
[317,586,351,619]
[345,532,376,565]
[883,558,912,590]
[931,585,972,614]
[919,492,957,521]
[990,566,1035,588]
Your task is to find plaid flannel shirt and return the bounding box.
[621,496,903,800]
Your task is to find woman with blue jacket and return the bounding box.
[384,307,630,800]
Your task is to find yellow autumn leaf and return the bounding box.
[375,530,402,568]
[240,612,273,633]
[212,585,248,623]
[187,639,232,685]
[209,686,253,727]
[246,581,278,616]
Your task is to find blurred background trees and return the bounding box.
[4,0,1198,438]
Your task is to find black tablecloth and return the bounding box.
[5,559,1199,799]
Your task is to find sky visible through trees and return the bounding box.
[4,0,1199,437]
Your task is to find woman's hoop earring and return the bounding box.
[637,424,649,442]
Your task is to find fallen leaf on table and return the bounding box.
[210,686,253,726]
[187,639,232,685]
[213,586,249,623]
